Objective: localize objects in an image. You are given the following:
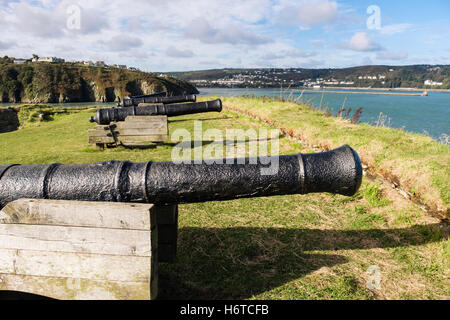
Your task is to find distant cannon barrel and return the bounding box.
[90,99,222,125]
[130,92,167,99]
[0,145,362,208]
[121,94,196,107]
[118,92,167,105]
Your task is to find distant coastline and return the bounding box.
[198,86,450,93]
[309,86,450,93]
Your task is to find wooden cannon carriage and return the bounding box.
[87,98,222,149]
[88,104,169,149]
[0,199,178,300]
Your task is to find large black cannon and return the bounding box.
[90,99,223,125]
[0,145,362,208]
[120,94,196,107]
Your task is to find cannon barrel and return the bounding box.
[0,145,362,209]
[90,99,223,125]
[118,92,167,105]
[121,94,196,107]
[130,92,167,99]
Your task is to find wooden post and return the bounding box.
[0,199,158,300]
[153,204,178,263]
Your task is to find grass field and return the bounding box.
[0,100,448,300]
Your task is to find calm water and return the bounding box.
[199,88,450,141]
[1,88,448,140]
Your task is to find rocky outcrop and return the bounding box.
[0,62,199,104]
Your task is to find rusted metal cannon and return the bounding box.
[0,145,362,208]
[90,99,222,125]
[120,94,196,107]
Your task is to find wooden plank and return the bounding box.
[120,135,168,143]
[88,136,115,144]
[115,128,168,136]
[88,125,110,131]
[87,130,114,137]
[0,199,158,300]
[0,248,150,282]
[0,225,151,256]
[88,126,111,133]
[0,274,153,300]
[0,199,154,230]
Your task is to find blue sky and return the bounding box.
[0,0,449,71]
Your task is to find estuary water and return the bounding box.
[198,88,449,141]
[1,87,448,141]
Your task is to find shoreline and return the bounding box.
[198,86,450,93]
[297,89,424,96]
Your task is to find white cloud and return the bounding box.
[166,46,194,58]
[347,32,381,52]
[100,35,143,52]
[0,40,15,50]
[376,50,408,60]
[379,23,412,35]
[277,0,338,27]
[184,18,271,45]
[12,2,64,38]
[297,0,338,26]
[0,0,442,71]
[8,1,108,38]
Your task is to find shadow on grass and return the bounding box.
[98,138,270,150]
[169,137,278,150]
[158,222,448,299]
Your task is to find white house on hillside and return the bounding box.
[14,58,27,64]
[424,80,443,86]
[32,57,65,63]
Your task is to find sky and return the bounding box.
[0,0,449,72]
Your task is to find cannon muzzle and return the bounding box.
[90,99,223,125]
[0,145,362,208]
[121,94,196,107]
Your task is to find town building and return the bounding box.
[13,58,27,64]
[32,57,65,63]
[424,80,443,86]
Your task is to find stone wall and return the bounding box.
[0,108,19,133]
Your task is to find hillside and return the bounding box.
[169,65,450,89]
[0,57,198,103]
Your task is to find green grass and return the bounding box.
[0,103,449,300]
[221,96,449,220]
